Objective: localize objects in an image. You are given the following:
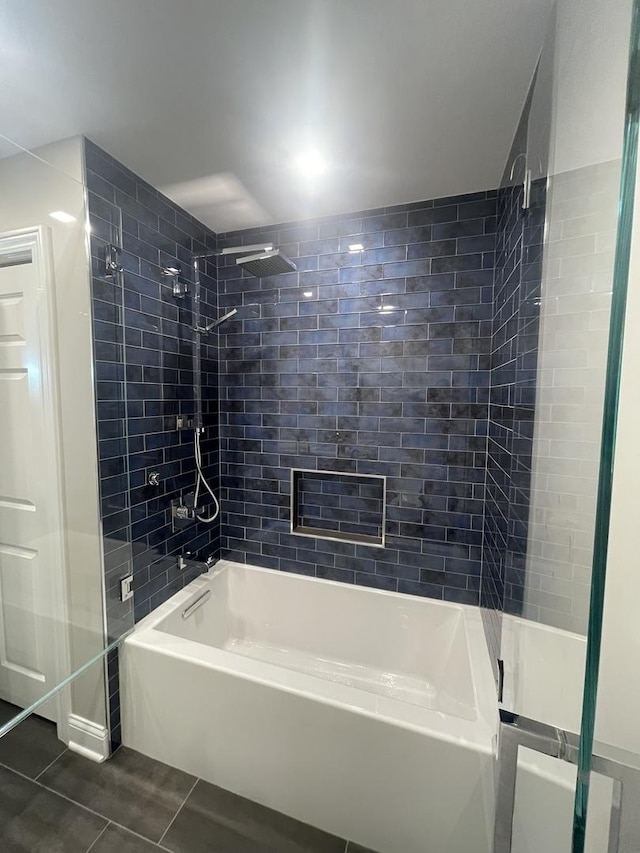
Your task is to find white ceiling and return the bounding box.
[0,0,552,232]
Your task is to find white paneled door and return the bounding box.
[0,228,67,721]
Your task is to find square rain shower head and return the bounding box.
[236,249,297,277]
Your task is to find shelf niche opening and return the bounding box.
[291,469,386,548]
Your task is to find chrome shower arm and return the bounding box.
[195,308,238,333]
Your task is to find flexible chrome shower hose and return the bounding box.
[194,428,219,523]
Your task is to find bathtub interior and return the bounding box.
[155,562,479,721]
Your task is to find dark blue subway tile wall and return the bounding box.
[503,179,544,617]
[217,192,497,603]
[481,176,544,676]
[85,139,221,745]
[480,74,547,678]
[86,138,221,624]
[481,182,524,672]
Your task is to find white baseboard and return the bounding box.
[66,713,110,763]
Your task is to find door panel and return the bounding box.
[0,231,66,719]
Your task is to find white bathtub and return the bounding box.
[120,560,497,853]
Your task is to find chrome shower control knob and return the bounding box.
[148,471,161,486]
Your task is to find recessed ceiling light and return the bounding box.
[348,243,364,253]
[303,290,314,298]
[49,210,76,223]
[293,149,327,180]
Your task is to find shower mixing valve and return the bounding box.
[170,492,204,532]
[176,415,195,431]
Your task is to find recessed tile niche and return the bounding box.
[291,469,386,547]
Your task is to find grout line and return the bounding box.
[34,746,68,782]
[84,822,110,853]
[158,776,200,846]
[94,818,176,851]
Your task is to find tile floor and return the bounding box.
[0,701,376,853]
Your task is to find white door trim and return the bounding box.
[0,226,72,732]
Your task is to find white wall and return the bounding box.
[0,137,107,730]
[520,0,631,635]
[594,144,640,757]
[552,0,630,175]
[524,162,619,633]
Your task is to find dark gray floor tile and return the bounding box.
[90,823,162,852]
[0,764,106,852]
[0,699,21,725]
[39,746,196,843]
[346,844,379,853]
[0,699,67,779]
[162,779,346,853]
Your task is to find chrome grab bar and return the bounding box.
[181,589,211,620]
